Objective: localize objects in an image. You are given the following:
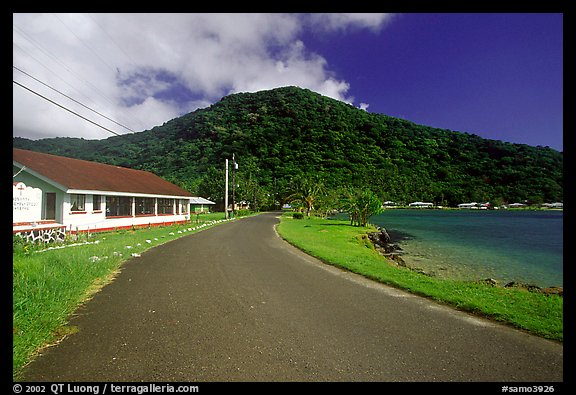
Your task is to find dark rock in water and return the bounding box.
[368,228,391,244]
[366,227,420,271]
[388,253,406,267]
[476,280,562,297]
[384,243,402,253]
[412,267,432,277]
[368,228,398,252]
[380,228,392,244]
[479,278,499,287]
[541,287,563,297]
[504,281,542,293]
[368,228,406,263]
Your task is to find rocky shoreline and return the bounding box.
[367,226,563,297]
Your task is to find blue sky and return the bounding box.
[302,13,563,150]
[13,13,563,151]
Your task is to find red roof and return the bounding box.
[13,148,193,197]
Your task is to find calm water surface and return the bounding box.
[369,209,563,287]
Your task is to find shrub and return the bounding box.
[13,234,44,256]
[236,209,253,217]
[293,212,304,219]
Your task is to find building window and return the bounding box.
[106,196,132,217]
[179,199,189,214]
[157,198,174,215]
[93,195,101,211]
[70,194,85,212]
[136,197,156,215]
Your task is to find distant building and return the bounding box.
[541,202,563,209]
[408,202,434,208]
[13,148,214,237]
[458,202,490,209]
[190,197,216,213]
[227,200,250,212]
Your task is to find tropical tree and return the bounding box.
[340,188,383,227]
[314,188,342,218]
[286,175,325,217]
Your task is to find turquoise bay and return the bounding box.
[369,209,563,288]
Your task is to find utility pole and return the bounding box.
[232,153,237,217]
[224,158,229,219]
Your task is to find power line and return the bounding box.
[13,22,147,132]
[86,13,139,68]
[14,65,135,133]
[13,80,121,137]
[13,37,138,131]
[52,13,118,75]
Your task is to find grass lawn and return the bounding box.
[276,214,563,343]
[12,212,233,380]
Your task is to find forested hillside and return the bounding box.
[13,86,563,210]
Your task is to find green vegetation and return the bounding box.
[12,213,232,380]
[276,214,563,342]
[286,175,325,217]
[13,86,562,210]
[339,188,384,226]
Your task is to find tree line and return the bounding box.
[285,175,382,226]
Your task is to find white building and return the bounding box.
[458,202,490,209]
[458,202,479,209]
[408,202,434,208]
[13,148,214,236]
[541,202,563,209]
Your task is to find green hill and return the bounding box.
[13,86,563,209]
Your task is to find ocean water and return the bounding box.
[369,209,563,287]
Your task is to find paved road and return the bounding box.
[23,213,563,382]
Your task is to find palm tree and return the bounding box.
[287,176,325,217]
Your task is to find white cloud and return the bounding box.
[123,96,183,129]
[306,13,395,32]
[13,13,392,140]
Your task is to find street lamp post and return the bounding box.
[224,155,238,219]
[232,153,238,217]
[224,158,229,219]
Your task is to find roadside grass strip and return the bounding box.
[13,213,235,380]
[276,215,562,343]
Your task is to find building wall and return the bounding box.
[191,204,212,213]
[14,167,192,233]
[63,195,191,232]
[62,193,107,231]
[14,166,64,223]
